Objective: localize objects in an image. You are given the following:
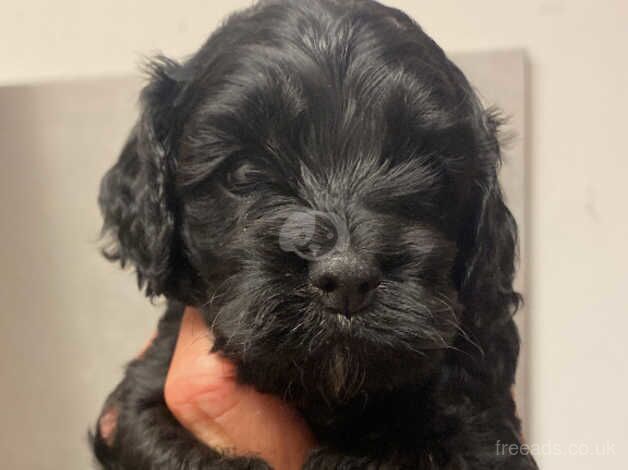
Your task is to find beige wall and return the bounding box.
[1,1,627,469]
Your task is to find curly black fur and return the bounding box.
[91,0,537,468]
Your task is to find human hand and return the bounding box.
[99,307,316,470]
[163,307,316,470]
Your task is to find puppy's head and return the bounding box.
[100,0,518,404]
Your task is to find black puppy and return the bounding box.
[92,0,537,468]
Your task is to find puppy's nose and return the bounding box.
[310,253,381,316]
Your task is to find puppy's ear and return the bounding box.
[99,57,196,300]
[454,104,521,327]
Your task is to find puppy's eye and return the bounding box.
[224,162,263,195]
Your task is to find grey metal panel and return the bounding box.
[452,50,529,429]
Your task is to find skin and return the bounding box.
[100,307,316,470]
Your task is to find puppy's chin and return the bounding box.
[310,341,441,405]
[310,320,448,403]
[214,314,448,407]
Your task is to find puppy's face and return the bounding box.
[176,62,473,402]
[182,96,464,400]
[100,0,516,404]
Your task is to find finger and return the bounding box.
[99,331,158,445]
[165,308,316,469]
[98,406,119,446]
[165,308,238,451]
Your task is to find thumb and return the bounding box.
[165,307,316,470]
[164,308,237,450]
